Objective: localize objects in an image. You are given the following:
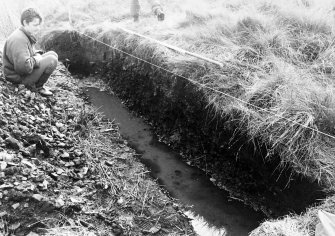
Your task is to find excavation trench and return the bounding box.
[41,29,327,235]
[84,86,264,236]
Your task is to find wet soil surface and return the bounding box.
[84,86,265,236]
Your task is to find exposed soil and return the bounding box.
[89,66,326,218]
[0,56,194,236]
[40,28,329,219]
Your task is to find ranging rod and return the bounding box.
[116,25,224,68]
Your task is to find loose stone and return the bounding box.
[11,203,20,209]
[61,152,70,159]
[32,194,44,201]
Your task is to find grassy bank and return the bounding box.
[36,0,335,190]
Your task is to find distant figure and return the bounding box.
[2,8,58,96]
[130,0,165,22]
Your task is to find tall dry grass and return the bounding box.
[33,0,335,189]
[0,2,22,40]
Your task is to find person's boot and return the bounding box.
[38,86,53,96]
[35,72,53,96]
[133,14,140,22]
[155,9,165,21]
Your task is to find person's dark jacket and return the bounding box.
[2,27,41,83]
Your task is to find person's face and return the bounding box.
[23,18,41,36]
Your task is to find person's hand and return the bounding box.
[35,49,45,55]
[34,53,43,60]
[33,54,43,68]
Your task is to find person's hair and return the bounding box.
[20,8,42,26]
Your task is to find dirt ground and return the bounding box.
[0,55,194,236]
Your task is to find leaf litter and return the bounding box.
[0,58,194,236]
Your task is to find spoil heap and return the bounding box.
[0,57,193,235]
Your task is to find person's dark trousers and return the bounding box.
[21,51,58,89]
[131,0,140,21]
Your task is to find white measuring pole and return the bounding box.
[67,1,73,25]
[116,26,223,68]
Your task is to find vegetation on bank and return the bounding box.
[36,0,335,190]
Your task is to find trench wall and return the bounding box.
[41,28,326,217]
[41,29,246,164]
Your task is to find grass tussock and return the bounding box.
[250,216,309,236]
[243,62,335,185]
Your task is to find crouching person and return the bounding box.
[2,8,58,96]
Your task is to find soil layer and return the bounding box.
[41,29,327,218]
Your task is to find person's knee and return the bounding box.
[49,51,58,59]
[46,58,57,74]
[41,55,58,74]
[43,50,58,59]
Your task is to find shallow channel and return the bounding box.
[84,87,265,236]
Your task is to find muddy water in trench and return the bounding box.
[85,87,264,236]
